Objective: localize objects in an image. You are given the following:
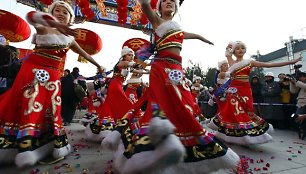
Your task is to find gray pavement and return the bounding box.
[1,110,306,174]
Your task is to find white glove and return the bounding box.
[203,86,208,91]
[144,59,151,65]
[225,48,233,57]
[225,72,231,78]
[225,41,235,57]
[208,98,214,106]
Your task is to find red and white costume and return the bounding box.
[85,63,134,141]
[0,11,73,166]
[125,73,143,103]
[214,59,273,145]
[191,77,203,102]
[190,79,205,118]
[207,62,231,130]
[106,20,240,174]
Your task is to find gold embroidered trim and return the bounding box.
[33,51,62,61]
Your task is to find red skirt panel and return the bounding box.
[149,53,205,138]
[215,80,271,139]
[0,53,68,152]
[98,76,133,121]
[90,76,134,133]
[125,83,140,103]
[217,80,266,128]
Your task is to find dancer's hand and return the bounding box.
[133,63,143,69]
[290,78,296,84]
[225,43,234,57]
[296,115,306,122]
[97,66,104,74]
[291,56,303,64]
[207,41,214,45]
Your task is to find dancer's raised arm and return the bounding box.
[252,56,302,68]
[184,31,214,45]
[138,0,161,28]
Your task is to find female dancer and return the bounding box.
[125,68,149,104]
[105,0,240,173]
[207,60,230,130]
[191,76,203,102]
[85,46,147,141]
[190,76,207,121]
[0,1,103,167]
[214,41,302,145]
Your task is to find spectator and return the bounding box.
[263,72,281,103]
[250,76,263,117]
[0,45,21,95]
[278,73,292,103]
[63,69,70,77]
[71,67,87,92]
[61,69,78,126]
[250,76,263,103]
[290,72,306,121]
[278,73,295,129]
[262,72,284,128]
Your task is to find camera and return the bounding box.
[291,113,299,120]
[284,64,303,81]
[284,74,296,81]
[294,64,302,69]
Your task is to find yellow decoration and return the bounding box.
[130,1,142,25]
[78,55,89,63]
[96,0,107,17]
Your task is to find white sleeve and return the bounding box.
[26,11,58,27]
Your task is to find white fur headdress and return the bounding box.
[230,41,247,52]
[48,0,75,24]
[156,0,180,16]
[217,60,228,70]
[121,46,135,57]
[193,76,201,82]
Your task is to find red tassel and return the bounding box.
[117,0,128,25]
[39,0,53,5]
[140,12,148,25]
[150,0,158,9]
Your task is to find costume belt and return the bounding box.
[112,73,126,81]
[33,51,62,61]
[154,57,182,66]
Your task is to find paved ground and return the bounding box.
[1,110,306,174]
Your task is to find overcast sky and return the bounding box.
[1,0,306,79]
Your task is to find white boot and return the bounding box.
[147,117,175,145]
[84,124,111,142]
[101,130,121,151]
[15,142,53,168]
[207,118,219,131]
[53,144,72,159]
[121,135,185,174]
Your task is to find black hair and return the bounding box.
[64,69,71,74]
[297,72,306,79]
[73,67,79,72]
[0,45,19,66]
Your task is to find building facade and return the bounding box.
[258,39,306,78]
